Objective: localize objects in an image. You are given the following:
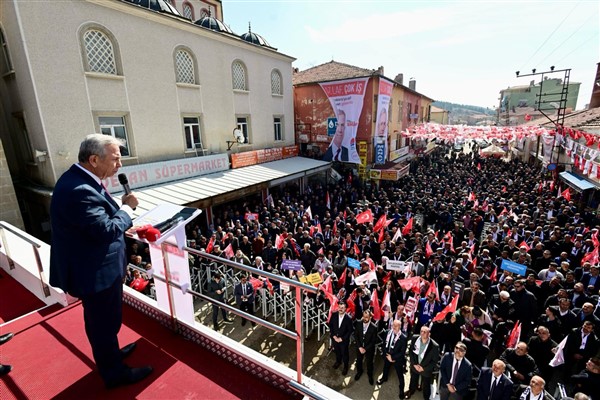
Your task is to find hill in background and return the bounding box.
[433,101,497,126]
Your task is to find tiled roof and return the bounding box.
[292,60,377,85]
[524,107,600,129]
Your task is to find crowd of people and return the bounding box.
[180,145,600,400]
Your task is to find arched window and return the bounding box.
[232,61,248,91]
[199,8,209,19]
[175,48,196,84]
[271,69,282,95]
[82,29,117,75]
[182,2,194,20]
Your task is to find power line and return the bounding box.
[535,14,595,67]
[555,33,597,65]
[518,1,581,71]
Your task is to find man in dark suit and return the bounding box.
[377,319,408,396]
[476,359,513,400]
[406,325,440,400]
[563,321,600,379]
[234,274,255,327]
[439,341,473,400]
[50,134,152,388]
[322,109,350,162]
[354,310,378,385]
[329,301,354,375]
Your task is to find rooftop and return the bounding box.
[292,60,377,85]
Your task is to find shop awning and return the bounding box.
[558,171,597,192]
[115,157,330,216]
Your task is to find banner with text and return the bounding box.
[374,79,393,164]
[319,78,369,164]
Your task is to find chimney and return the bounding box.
[394,73,404,85]
[377,66,384,75]
[530,80,535,86]
[590,62,600,109]
[409,79,416,91]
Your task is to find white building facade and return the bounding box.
[0,0,296,239]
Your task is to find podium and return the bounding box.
[127,203,201,325]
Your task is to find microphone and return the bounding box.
[118,173,131,195]
[118,173,136,210]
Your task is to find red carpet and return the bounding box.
[0,302,300,400]
[0,269,46,323]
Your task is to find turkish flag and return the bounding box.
[518,241,530,251]
[401,217,414,236]
[378,228,385,243]
[425,278,438,300]
[223,243,234,259]
[506,321,521,348]
[356,209,374,224]
[490,266,497,282]
[371,290,382,321]
[425,241,433,259]
[561,188,571,202]
[432,294,458,322]
[206,236,215,253]
[373,214,387,232]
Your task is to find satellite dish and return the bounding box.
[233,128,245,144]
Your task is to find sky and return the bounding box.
[222,0,599,110]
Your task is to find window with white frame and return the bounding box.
[273,117,282,141]
[83,29,117,75]
[99,116,130,157]
[271,70,282,95]
[175,49,196,84]
[182,3,194,20]
[232,61,247,91]
[0,28,12,74]
[183,117,203,151]
[236,117,249,143]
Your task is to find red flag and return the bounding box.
[354,243,361,256]
[338,268,347,288]
[477,162,481,170]
[425,278,438,300]
[401,217,414,236]
[550,181,555,192]
[432,294,458,322]
[309,225,316,237]
[333,221,337,236]
[346,289,357,317]
[343,210,347,220]
[322,275,333,297]
[316,223,323,234]
[502,186,507,193]
[538,181,543,194]
[518,241,530,251]
[206,236,215,253]
[468,257,477,273]
[224,243,234,259]
[592,231,599,248]
[382,271,393,286]
[373,214,387,232]
[506,321,521,348]
[381,288,391,316]
[561,187,571,202]
[378,228,385,244]
[366,258,376,271]
[397,277,422,293]
[265,278,274,295]
[371,290,382,321]
[500,207,508,216]
[472,198,479,209]
[356,209,374,224]
[490,266,497,282]
[581,247,599,266]
[327,295,339,323]
[468,192,475,202]
[482,200,489,212]
[249,277,264,291]
[275,234,285,249]
[425,241,434,259]
[326,192,331,209]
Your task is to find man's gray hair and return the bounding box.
[78,133,124,163]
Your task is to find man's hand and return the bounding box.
[122,193,139,209]
[447,384,456,393]
[359,347,366,354]
[386,354,394,362]
[414,364,424,373]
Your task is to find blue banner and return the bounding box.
[500,259,527,276]
[348,258,361,270]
